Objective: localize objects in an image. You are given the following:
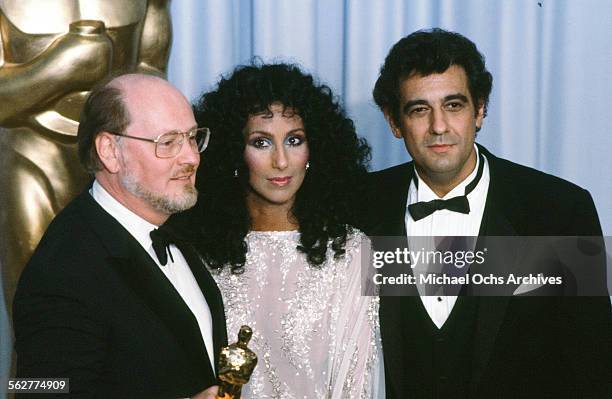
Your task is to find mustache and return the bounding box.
[172,165,197,178]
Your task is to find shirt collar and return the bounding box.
[90,180,158,250]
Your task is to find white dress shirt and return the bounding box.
[90,181,215,371]
[405,145,490,328]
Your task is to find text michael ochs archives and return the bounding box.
[372,271,562,286]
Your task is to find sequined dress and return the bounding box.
[212,230,382,399]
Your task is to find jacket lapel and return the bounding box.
[75,190,214,378]
[370,162,414,237]
[108,248,214,378]
[176,242,228,372]
[470,146,518,394]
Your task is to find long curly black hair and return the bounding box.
[192,61,371,273]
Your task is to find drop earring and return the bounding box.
[233,169,238,177]
[305,162,310,170]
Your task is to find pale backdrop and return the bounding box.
[2,0,611,395]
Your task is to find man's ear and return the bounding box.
[95,132,122,174]
[383,109,403,139]
[475,100,485,131]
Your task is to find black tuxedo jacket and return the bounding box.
[365,145,611,398]
[13,190,227,398]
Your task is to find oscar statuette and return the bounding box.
[217,325,258,399]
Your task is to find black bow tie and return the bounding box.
[409,196,470,221]
[150,225,184,266]
[408,152,485,222]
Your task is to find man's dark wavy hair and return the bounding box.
[192,61,371,273]
[373,28,493,126]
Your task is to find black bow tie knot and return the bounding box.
[150,226,185,266]
[408,195,470,221]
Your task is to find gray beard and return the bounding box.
[120,171,198,215]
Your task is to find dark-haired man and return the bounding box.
[367,28,610,398]
[13,74,225,398]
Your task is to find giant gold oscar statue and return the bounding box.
[0,0,172,313]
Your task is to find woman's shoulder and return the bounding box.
[334,228,371,272]
[345,227,371,251]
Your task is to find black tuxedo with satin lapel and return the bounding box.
[13,189,227,398]
[365,145,611,398]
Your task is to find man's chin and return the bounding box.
[141,190,198,215]
[169,191,198,213]
[183,184,198,195]
[421,158,461,175]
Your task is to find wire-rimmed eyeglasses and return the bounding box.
[107,127,211,158]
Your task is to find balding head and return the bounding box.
[108,74,193,137]
[107,73,167,89]
[78,74,192,173]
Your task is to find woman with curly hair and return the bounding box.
[191,62,383,398]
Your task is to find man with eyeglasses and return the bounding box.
[12,74,225,399]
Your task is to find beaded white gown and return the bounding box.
[212,230,383,399]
